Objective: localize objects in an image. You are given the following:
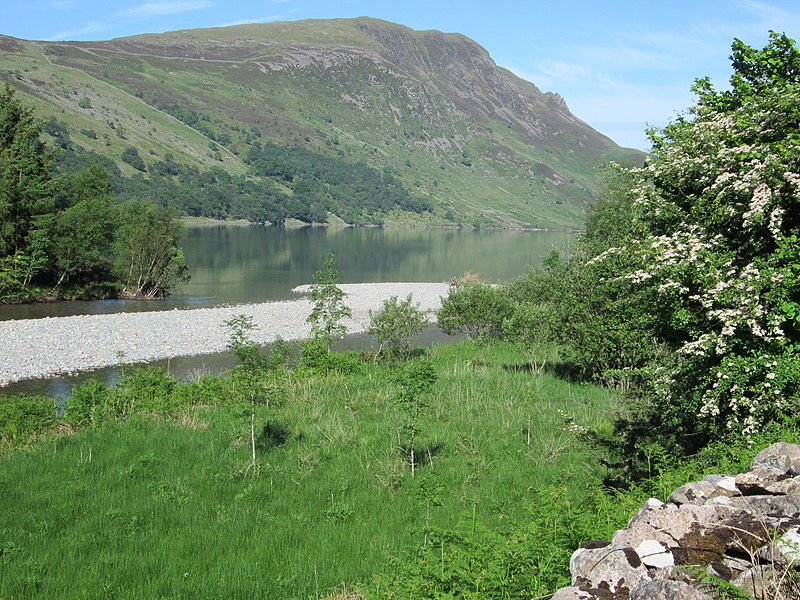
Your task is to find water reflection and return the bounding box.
[0,226,574,321]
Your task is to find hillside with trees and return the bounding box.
[0,18,643,228]
[0,84,187,302]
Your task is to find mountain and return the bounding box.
[0,17,643,228]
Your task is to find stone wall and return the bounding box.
[553,442,800,599]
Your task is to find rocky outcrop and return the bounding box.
[553,442,800,599]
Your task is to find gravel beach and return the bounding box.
[0,282,450,386]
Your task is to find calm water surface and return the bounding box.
[2,226,574,396]
[0,225,574,321]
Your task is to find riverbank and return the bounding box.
[0,282,449,387]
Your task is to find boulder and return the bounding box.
[634,539,674,569]
[702,474,739,494]
[731,565,781,597]
[726,493,800,529]
[570,543,651,594]
[629,579,713,600]
[751,441,800,474]
[735,466,796,495]
[552,587,594,600]
[613,503,739,564]
[627,498,665,528]
[552,442,800,600]
[668,481,717,506]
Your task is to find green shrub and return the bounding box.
[109,367,179,417]
[437,283,513,343]
[0,395,57,448]
[368,294,427,360]
[65,378,111,427]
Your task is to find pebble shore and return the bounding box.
[0,282,450,386]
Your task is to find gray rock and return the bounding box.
[757,526,800,566]
[702,474,739,494]
[635,539,675,568]
[551,587,593,600]
[706,555,752,582]
[751,441,800,475]
[736,466,793,495]
[627,498,665,528]
[731,565,780,597]
[613,503,738,564]
[570,543,651,594]
[669,481,717,506]
[726,494,800,529]
[630,578,714,600]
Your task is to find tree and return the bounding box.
[589,33,800,450]
[437,282,513,343]
[112,199,189,298]
[225,315,267,469]
[306,252,351,349]
[0,83,54,277]
[48,165,116,291]
[394,359,437,477]
[368,294,427,360]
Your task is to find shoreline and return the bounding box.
[0,283,449,387]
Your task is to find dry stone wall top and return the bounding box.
[553,442,800,599]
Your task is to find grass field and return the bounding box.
[0,341,621,598]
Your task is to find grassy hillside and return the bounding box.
[0,18,644,228]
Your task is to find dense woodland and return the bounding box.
[1,34,799,599]
[52,112,431,226]
[0,84,188,302]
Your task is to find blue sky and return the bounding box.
[4,1,800,150]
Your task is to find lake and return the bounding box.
[1,225,574,395]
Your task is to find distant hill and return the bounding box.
[0,18,644,228]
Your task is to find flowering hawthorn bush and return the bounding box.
[594,33,800,445]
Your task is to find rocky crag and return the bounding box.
[554,442,800,599]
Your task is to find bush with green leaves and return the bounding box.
[368,294,428,360]
[64,378,111,427]
[224,314,287,468]
[306,252,351,349]
[0,394,56,449]
[583,33,800,451]
[437,282,513,343]
[393,359,437,477]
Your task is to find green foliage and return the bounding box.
[0,394,56,449]
[112,199,189,299]
[484,33,800,465]
[224,315,290,467]
[0,340,626,598]
[64,379,111,427]
[248,141,432,224]
[120,145,145,171]
[368,294,428,360]
[596,33,800,451]
[437,282,513,343]
[0,83,54,260]
[306,252,352,349]
[0,90,188,302]
[393,359,437,476]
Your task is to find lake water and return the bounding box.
[0,225,574,320]
[1,225,574,395]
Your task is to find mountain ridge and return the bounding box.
[0,17,644,228]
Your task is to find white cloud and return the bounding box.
[115,1,214,19]
[45,20,109,40]
[214,15,284,28]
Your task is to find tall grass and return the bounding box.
[0,341,620,598]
